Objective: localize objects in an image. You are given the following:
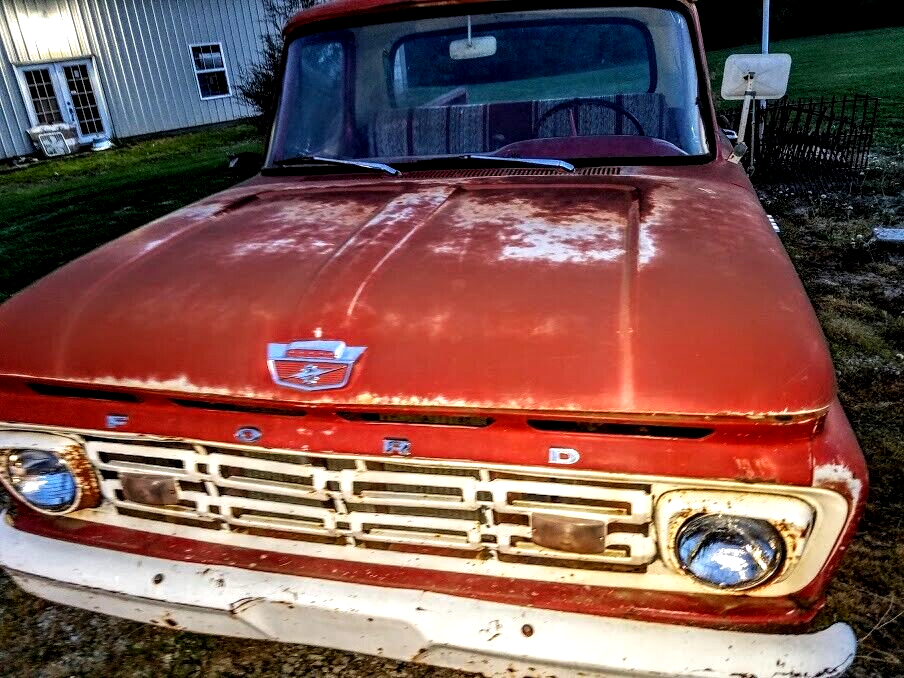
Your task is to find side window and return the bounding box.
[190,44,231,99]
[298,40,346,148]
[279,37,348,157]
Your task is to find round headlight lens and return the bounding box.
[5,449,78,512]
[676,514,785,589]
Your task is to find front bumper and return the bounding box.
[0,514,855,678]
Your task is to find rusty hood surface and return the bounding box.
[0,174,835,417]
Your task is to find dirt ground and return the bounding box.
[1,152,902,677]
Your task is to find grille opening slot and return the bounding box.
[231,508,327,529]
[208,447,313,464]
[497,512,530,526]
[220,466,316,489]
[508,493,633,516]
[171,398,307,417]
[176,480,207,494]
[99,452,185,471]
[219,487,330,508]
[27,383,140,402]
[608,522,649,536]
[353,482,463,499]
[350,502,480,521]
[527,419,713,439]
[208,448,358,471]
[337,411,494,428]
[370,462,482,479]
[314,457,359,471]
[359,524,471,541]
[512,537,632,559]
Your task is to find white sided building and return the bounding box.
[0,0,269,159]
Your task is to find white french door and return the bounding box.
[17,59,111,144]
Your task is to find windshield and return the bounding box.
[269,7,710,167]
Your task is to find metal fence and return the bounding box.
[725,95,880,191]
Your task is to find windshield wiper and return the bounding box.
[272,155,401,176]
[454,154,575,173]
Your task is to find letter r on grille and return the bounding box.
[549,447,580,465]
[383,438,412,456]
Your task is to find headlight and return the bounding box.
[676,514,784,589]
[0,431,100,515]
[5,449,78,512]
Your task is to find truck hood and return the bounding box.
[0,175,835,417]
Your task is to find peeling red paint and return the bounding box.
[0,176,835,419]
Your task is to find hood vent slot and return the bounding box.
[528,420,712,439]
[405,166,622,180]
[581,166,622,176]
[407,168,558,179]
[171,398,307,417]
[27,383,140,402]
[338,411,493,428]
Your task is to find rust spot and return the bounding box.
[521,623,534,637]
[409,647,430,662]
[59,443,102,510]
[152,573,164,585]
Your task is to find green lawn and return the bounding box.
[0,124,263,303]
[707,26,904,144]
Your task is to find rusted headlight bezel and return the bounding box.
[0,431,100,515]
[656,490,816,593]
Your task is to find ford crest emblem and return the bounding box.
[268,340,366,392]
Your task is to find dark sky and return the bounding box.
[697,0,904,50]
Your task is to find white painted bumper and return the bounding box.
[0,515,855,678]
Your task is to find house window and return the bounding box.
[23,69,63,125]
[190,43,231,99]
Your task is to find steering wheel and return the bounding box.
[535,98,646,138]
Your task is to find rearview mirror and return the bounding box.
[721,53,792,100]
[449,36,497,60]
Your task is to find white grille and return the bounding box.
[85,440,656,570]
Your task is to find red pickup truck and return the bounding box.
[0,1,866,676]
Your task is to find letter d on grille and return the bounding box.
[549,447,580,465]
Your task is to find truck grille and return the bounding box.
[85,439,656,571]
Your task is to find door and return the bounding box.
[18,60,110,144]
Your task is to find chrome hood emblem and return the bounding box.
[268,340,366,391]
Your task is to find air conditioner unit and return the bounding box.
[27,123,79,158]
